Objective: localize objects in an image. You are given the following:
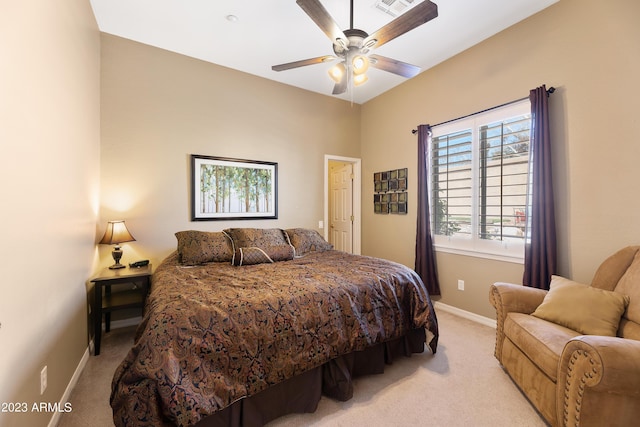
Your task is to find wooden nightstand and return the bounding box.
[90,265,152,355]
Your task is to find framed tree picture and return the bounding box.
[191,155,278,221]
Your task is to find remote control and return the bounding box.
[129,260,149,268]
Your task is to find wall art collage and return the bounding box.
[374,168,408,214]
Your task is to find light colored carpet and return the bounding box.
[57,310,547,427]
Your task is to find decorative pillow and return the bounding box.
[175,230,233,265]
[285,228,333,257]
[531,275,630,336]
[223,228,295,266]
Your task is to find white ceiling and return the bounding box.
[90,0,559,104]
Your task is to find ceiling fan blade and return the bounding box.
[363,0,438,50]
[369,54,421,78]
[332,74,348,95]
[272,55,336,72]
[296,0,347,45]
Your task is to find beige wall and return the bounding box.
[0,1,101,426]
[361,0,640,318]
[2,2,637,423]
[99,35,361,269]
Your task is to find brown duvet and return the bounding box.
[111,250,439,426]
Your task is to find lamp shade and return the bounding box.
[99,220,135,245]
[328,62,346,83]
[352,55,369,75]
[353,74,368,86]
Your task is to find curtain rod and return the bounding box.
[411,86,555,134]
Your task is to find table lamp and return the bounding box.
[99,220,136,269]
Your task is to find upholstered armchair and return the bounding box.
[489,246,640,427]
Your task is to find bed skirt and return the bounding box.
[195,328,427,427]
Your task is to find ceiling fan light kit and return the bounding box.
[352,55,369,74]
[272,0,438,96]
[353,74,368,86]
[328,62,346,83]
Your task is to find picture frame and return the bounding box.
[191,155,278,221]
[373,167,408,215]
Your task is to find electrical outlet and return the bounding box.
[457,279,465,291]
[40,366,47,395]
[318,220,324,229]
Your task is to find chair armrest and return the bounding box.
[489,282,548,315]
[489,282,548,362]
[558,336,640,427]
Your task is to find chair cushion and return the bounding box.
[614,250,640,327]
[531,275,629,336]
[591,246,640,291]
[504,312,581,382]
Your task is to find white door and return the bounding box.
[330,163,353,253]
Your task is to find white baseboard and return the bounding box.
[48,346,90,427]
[434,301,497,329]
[48,317,140,426]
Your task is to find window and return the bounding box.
[430,101,531,261]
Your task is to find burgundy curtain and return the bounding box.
[523,85,557,289]
[415,125,441,296]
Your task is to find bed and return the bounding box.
[111,228,439,427]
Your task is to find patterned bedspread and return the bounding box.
[111,250,439,426]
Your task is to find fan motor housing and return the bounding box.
[333,28,369,55]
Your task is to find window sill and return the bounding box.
[434,245,524,264]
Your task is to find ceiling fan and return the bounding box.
[272,0,438,95]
